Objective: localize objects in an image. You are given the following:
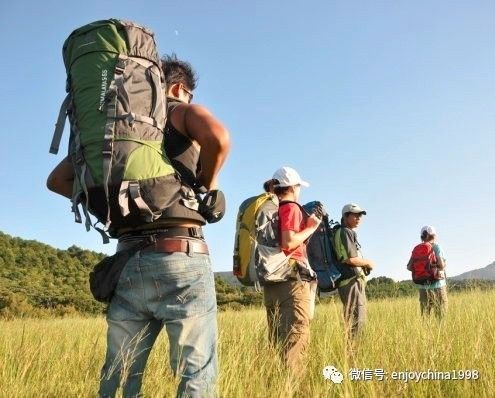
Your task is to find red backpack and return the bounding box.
[410,242,442,284]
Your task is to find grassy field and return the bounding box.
[0,290,493,397]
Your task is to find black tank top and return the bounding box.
[165,105,201,188]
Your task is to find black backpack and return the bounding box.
[302,201,342,292]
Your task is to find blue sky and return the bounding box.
[0,1,494,281]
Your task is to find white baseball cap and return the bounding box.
[341,203,367,216]
[272,166,309,188]
[421,225,437,236]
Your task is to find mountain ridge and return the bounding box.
[450,261,495,281]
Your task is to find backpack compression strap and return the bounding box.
[100,55,127,228]
[49,94,110,243]
[49,93,72,154]
[118,180,161,223]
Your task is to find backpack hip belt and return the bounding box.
[118,226,204,241]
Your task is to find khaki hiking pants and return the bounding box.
[419,286,448,319]
[338,278,367,339]
[263,280,312,373]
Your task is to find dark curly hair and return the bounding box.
[421,231,435,242]
[161,53,198,91]
[263,179,276,193]
[273,181,292,196]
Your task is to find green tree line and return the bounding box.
[1,231,493,318]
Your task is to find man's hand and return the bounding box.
[306,213,322,230]
[311,201,326,219]
[345,257,374,271]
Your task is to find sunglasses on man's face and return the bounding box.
[181,84,194,103]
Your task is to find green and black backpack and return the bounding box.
[50,19,191,241]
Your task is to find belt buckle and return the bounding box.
[186,240,194,257]
[188,227,202,239]
[146,234,157,251]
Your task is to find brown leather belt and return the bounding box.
[117,237,209,255]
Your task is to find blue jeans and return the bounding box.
[99,249,218,398]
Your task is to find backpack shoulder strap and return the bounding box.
[167,98,182,114]
[279,200,308,215]
[427,242,438,263]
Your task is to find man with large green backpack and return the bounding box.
[47,20,230,398]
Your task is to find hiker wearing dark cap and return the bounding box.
[407,225,447,319]
[333,203,374,339]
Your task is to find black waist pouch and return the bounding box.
[89,240,150,303]
[296,262,316,282]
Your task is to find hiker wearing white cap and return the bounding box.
[272,166,310,188]
[407,226,447,318]
[332,203,374,339]
[263,166,320,373]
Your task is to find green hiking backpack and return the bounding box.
[49,19,187,241]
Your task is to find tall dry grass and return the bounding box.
[0,290,493,397]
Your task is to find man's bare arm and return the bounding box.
[47,156,74,199]
[345,256,374,270]
[437,256,446,270]
[183,104,230,190]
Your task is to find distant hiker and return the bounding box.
[47,46,230,397]
[407,225,447,319]
[263,167,321,373]
[333,203,374,339]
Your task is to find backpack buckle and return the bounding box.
[102,137,113,156]
[126,113,136,125]
[115,56,127,75]
[115,60,126,75]
[74,152,84,165]
[188,227,203,239]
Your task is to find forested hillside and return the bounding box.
[0,231,259,318]
[0,232,106,317]
[1,231,494,318]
